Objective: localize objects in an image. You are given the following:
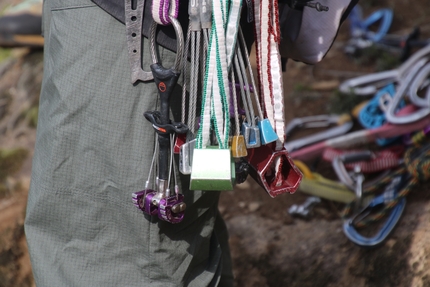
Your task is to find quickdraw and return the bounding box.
[289,105,430,162]
[284,114,353,152]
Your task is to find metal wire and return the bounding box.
[239,28,264,120]
[149,15,184,72]
[230,69,241,136]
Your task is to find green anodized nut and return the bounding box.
[189,147,234,191]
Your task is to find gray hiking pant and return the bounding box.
[24,1,233,286]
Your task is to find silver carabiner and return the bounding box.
[284,114,353,152]
[385,58,430,124]
[408,62,430,108]
[339,44,430,96]
[332,151,373,211]
[149,15,184,72]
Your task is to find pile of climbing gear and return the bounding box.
[288,39,430,247]
[121,0,430,249]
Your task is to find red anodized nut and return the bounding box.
[246,142,303,197]
[174,133,186,154]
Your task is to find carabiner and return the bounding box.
[358,83,404,146]
[348,5,393,42]
[385,58,430,124]
[360,8,393,42]
[358,84,397,129]
[331,150,373,190]
[345,6,393,57]
[289,104,430,162]
[340,44,430,96]
[343,174,408,248]
[408,62,430,108]
[284,114,353,152]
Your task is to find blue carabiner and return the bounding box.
[361,8,393,42]
[358,83,405,146]
[348,5,364,37]
[343,174,408,248]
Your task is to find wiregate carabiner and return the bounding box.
[340,44,430,96]
[385,58,430,124]
[284,114,353,152]
[343,174,408,248]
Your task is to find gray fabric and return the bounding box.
[24,0,233,286]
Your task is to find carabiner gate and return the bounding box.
[342,174,408,248]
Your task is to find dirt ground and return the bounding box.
[0,0,430,286]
